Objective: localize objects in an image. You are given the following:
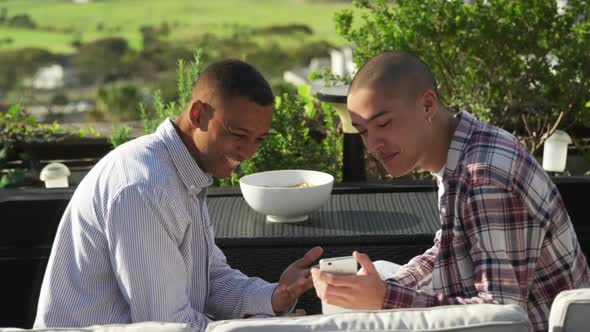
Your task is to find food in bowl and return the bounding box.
[240,170,334,223]
[289,182,313,188]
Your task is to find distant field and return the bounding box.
[0,0,350,53]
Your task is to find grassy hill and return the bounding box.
[0,0,350,53]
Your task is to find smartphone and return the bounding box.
[319,256,358,275]
[319,256,358,314]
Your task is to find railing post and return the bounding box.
[316,85,366,182]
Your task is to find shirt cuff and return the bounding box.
[390,268,419,289]
[242,282,280,317]
[382,280,438,309]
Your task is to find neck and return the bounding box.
[421,108,458,173]
[173,114,207,170]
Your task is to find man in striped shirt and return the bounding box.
[35,60,322,331]
[311,51,590,331]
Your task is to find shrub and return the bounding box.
[256,24,314,36]
[93,83,142,121]
[108,125,133,148]
[218,85,343,186]
[139,49,204,134]
[75,37,137,84]
[272,80,298,97]
[51,93,68,106]
[335,0,590,155]
[137,40,195,79]
[0,104,66,187]
[7,14,36,29]
[0,48,61,92]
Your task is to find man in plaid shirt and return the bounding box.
[311,51,590,331]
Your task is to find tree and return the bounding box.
[335,0,590,154]
[75,37,137,84]
[0,48,60,92]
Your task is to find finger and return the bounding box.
[319,271,361,288]
[310,266,321,280]
[322,291,354,307]
[294,246,323,268]
[287,309,306,317]
[288,274,315,296]
[311,269,324,291]
[301,268,312,279]
[353,251,378,275]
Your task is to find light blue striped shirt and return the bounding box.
[35,119,277,331]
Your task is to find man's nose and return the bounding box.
[237,140,259,161]
[365,132,384,156]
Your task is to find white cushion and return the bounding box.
[0,322,190,332]
[0,328,90,332]
[206,304,532,332]
[549,288,590,332]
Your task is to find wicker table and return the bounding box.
[2,177,589,325]
[207,186,440,314]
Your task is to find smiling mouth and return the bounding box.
[380,152,399,163]
[224,155,241,169]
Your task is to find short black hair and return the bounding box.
[193,59,274,106]
[349,51,438,100]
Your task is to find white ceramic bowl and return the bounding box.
[239,170,334,223]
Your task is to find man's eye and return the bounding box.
[377,120,391,128]
[232,132,246,139]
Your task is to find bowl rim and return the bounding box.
[239,169,334,190]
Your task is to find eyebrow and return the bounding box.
[351,110,389,127]
[227,123,269,138]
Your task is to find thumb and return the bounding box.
[353,251,377,275]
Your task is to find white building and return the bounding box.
[30,64,65,90]
[283,46,356,88]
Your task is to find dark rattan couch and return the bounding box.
[1,177,588,328]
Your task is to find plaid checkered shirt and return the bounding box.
[385,111,590,331]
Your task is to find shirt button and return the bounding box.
[189,185,195,190]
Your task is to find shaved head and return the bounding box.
[349,51,438,101]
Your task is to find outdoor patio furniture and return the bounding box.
[1,177,589,328]
[3,288,589,331]
[204,288,590,332]
[206,303,533,332]
[0,321,190,332]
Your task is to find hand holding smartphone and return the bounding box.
[318,256,358,314]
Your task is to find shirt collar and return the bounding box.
[445,110,478,176]
[156,118,213,193]
[431,164,446,184]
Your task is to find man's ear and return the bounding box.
[419,89,438,120]
[188,100,209,131]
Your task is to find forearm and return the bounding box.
[382,280,500,309]
[392,231,440,290]
[207,269,277,319]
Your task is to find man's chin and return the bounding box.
[212,170,233,179]
[384,166,413,178]
[212,165,239,179]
